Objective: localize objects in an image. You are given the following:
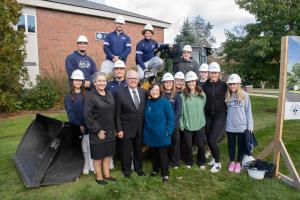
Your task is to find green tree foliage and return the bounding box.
[222,0,300,87]
[292,63,300,79]
[174,18,196,45]
[287,63,300,87]
[0,0,27,112]
[175,16,215,47]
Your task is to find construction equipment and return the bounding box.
[12,114,84,188]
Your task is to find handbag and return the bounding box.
[243,130,258,155]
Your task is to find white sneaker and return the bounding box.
[200,165,205,170]
[208,158,215,166]
[186,165,192,169]
[110,159,114,169]
[82,169,89,175]
[210,162,221,173]
[174,166,179,170]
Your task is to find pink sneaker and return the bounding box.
[228,162,235,172]
[234,162,241,173]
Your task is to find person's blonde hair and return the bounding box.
[225,83,245,102]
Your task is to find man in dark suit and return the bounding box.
[115,70,147,178]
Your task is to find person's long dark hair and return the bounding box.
[70,81,86,101]
[183,81,204,99]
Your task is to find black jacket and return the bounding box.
[173,58,199,75]
[202,79,227,114]
[84,88,115,144]
[115,87,148,139]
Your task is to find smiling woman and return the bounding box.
[84,72,117,185]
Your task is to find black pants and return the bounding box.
[183,128,206,166]
[180,130,187,162]
[227,132,245,162]
[169,127,180,166]
[121,137,142,175]
[205,112,226,163]
[152,146,169,177]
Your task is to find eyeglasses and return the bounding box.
[77,42,88,45]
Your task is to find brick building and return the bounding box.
[16,0,170,85]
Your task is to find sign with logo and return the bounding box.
[284,102,300,119]
[285,36,300,120]
[95,32,107,41]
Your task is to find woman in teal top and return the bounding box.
[180,71,206,169]
[144,83,175,182]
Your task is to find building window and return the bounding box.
[17,14,25,31]
[17,14,36,33]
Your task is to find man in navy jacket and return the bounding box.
[100,16,131,76]
[135,24,172,79]
[65,35,97,90]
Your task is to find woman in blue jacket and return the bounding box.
[64,69,94,175]
[161,72,182,169]
[143,83,175,182]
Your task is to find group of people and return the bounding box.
[64,15,254,185]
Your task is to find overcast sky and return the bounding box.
[90,0,256,48]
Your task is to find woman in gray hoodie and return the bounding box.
[225,74,253,174]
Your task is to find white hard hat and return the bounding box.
[115,15,125,24]
[199,63,209,72]
[114,60,126,68]
[161,72,174,81]
[182,45,192,52]
[77,35,88,43]
[247,168,266,180]
[227,73,242,84]
[142,24,154,34]
[208,62,221,72]
[174,71,185,80]
[242,155,255,168]
[70,69,85,80]
[144,24,153,31]
[185,71,198,82]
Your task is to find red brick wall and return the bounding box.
[36,8,165,77]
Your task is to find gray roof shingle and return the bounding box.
[44,0,170,24]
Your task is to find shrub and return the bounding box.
[21,76,60,110]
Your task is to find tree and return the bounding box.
[291,63,300,80]
[174,16,215,47]
[174,18,195,45]
[191,15,216,47]
[0,0,27,112]
[222,0,300,88]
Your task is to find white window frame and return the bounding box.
[17,14,37,35]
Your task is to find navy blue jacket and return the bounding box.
[103,31,131,62]
[65,51,97,84]
[64,92,87,134]
[143,97,175,147]
[135,38,169,69]
[163,92,182,128]
[106,79,128,94]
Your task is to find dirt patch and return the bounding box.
[264,108,277,113]
[0,108,65,120]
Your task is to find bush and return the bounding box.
[21,76,60,110]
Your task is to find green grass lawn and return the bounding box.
[0,97,300,200]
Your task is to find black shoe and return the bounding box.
[162,176,169,183]
[95,179,108,185]
[136,170,145,176]
[150,172,157,177]
[124,173,131,178]
[105,176,117,182]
